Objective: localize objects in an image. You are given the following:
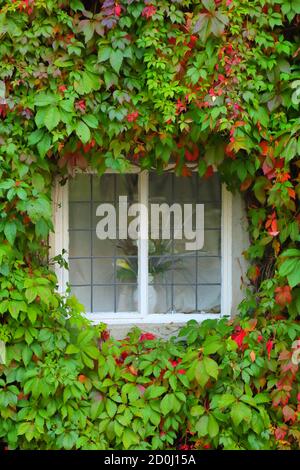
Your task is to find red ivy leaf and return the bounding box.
[275,285,292,307]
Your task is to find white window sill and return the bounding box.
[86,312,224,325]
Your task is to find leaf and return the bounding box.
[190,405,205,417]
[0,80,5,99]
[203,356,219,380]
[34,93,57,107]
[28,129,44,146]
[208,414,219,438]
[75,120,91,144]
[231,402,252,427]
[279,258,298,277]
[195,360,209,387]
[160,394,175,415]
[37,134,52,157]
[122,429,139,449]
[44,106,60,131]
[109,49,123,74]
[196,415,208,437]
[65,344,80,354]
[145,385,166,399]
[106,399,117,418]
[82,114,98,129]
[217,393,236,409]
[32,174,45,192]
[22,345,33,367]
[282,137,297,162]
[193,14,211,42]
[4,221,16,245]
[287,261,300,288]
[70,0,84,11]
[98,46,112,62]
[202,0,215,11]
[203,336,223,355]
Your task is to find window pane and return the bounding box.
[148,284,172,314]
[69,259,91,285]
[197,173,221,202]
[93,258,114,284]
[69,174,139,314]
[92,174,115,202]
[116,174,138,202]
[197,285,221,313]
[197,258,221,284]
[148,172,221,314]
[117,285,138,312]
[205,203,221,229]
[115,256,138,284]
[69,202,90,229]
[93,286,114,312]
[69,230,90,257]
[174,285,197,313]
[71,286,91,311]
[69,174,91,201]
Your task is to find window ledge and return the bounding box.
[87,313,224,325]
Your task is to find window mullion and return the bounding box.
[138,171,149,316]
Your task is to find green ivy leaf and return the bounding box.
[44,106,60,132]
[75,120,91,144]
[208,414,219,438]
[109,49,123,74]
[203,356,219,380]
[160,394,175,415]
[4,221,16,245]
[231,402,252,427]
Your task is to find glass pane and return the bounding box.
[117,285,138,312]
[69,174,91,201]
[173,173,198,202]
[205,202,221,229]
[197,258,221,284]
[92,233,115,257]
[197,285,221,313]
[174,230,220,256]
[197,173,221,202]
[93,286,114,312]
[116,174,138,202]
[93,258,114,284]
[148,172,221,314]
[149,285,172,314]
[149,256,173,284]
[92,174,115,202]
[174,285,197,313]
[116,256,138,284]
[69,259,91,285]
[71,286,91,311]
[69,230,90,257]
[172,253,196,284]
[69,202,90,229]
[149,173,172,203]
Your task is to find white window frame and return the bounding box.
[50,167,232,325]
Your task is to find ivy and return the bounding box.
[0,0,299,451]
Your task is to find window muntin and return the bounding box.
[68,172,222,315]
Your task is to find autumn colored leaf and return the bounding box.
[275,285,292,307]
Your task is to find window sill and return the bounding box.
[86,312,224,325]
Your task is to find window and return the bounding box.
[51,168,232,324]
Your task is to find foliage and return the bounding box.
[1,315,300,450]
[0,0,299,317]
[0,0,299,451]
